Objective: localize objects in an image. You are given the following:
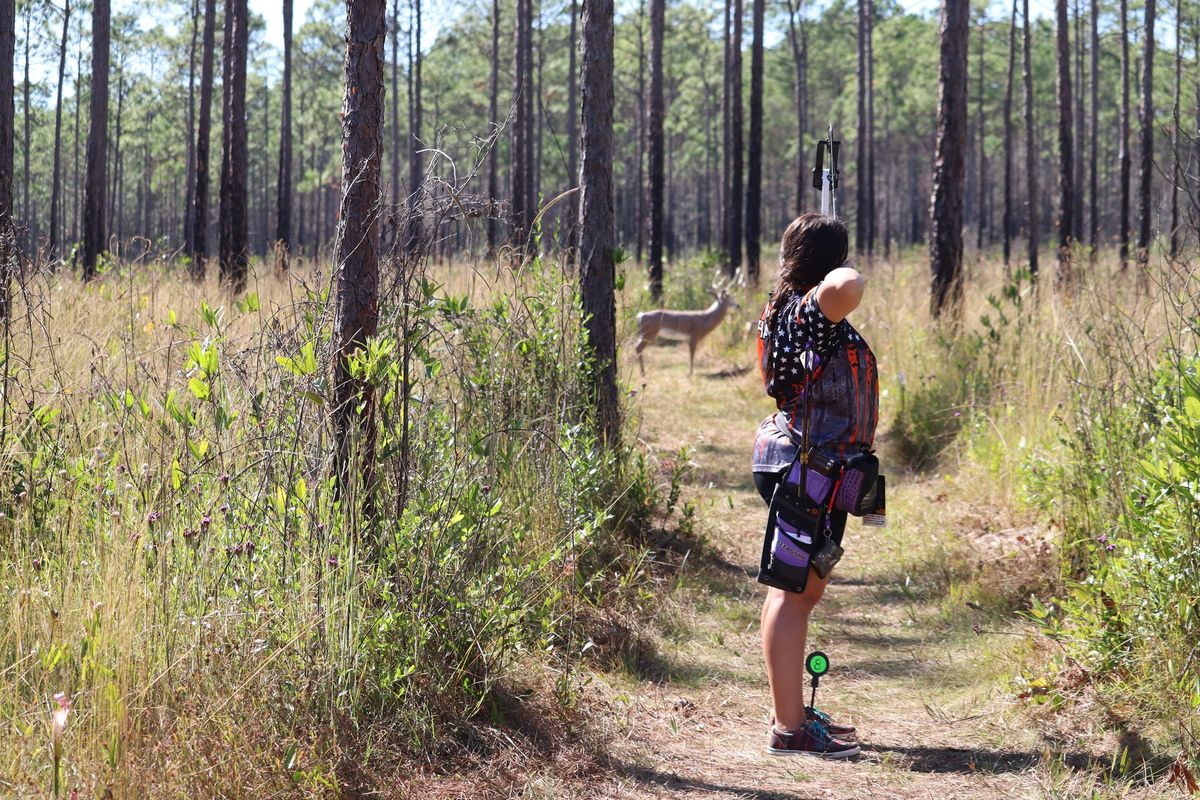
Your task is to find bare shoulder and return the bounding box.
[815,267,865,323]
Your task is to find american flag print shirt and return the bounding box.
[752,288,879,473]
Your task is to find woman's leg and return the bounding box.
[761,570,831,731]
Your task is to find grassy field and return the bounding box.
[1,244,1196,797]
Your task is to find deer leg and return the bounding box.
[688,339,697,375]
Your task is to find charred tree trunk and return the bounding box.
[786,0,807,213]
[566,0,578,259]
[578,0,618,446]
[929,0,969,318]
[81,0,110,281]
[727,0,743,277]
[745,0,764,281]
[635,0,644,264]
[334,0,385,504]
[184,0,198,251]
[1135,0,1154,267]
[855,0,867,252]
[1055,0,1074,281]
[0,0,12,321]
[49,0,70,263]
[276,0,293,263]
[976,16,985,252]
[486,0,499,253]
[407,0,423,253]
[647,0,664,300]
[218,0,249,291]
[1002,0,1016,266]
[1118,0,1130,268]
[510,0,531,249]
[1022,0,1038,277]
[190,0,216,276]
[1168,0,1180,257]
[1088,0,1098,249]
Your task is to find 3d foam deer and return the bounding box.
[635,274,741,375]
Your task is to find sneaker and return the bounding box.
[767,720,861,758]
[806,706,857,740]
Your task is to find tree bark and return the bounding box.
[219,0,250,291]
[1088,0,1098,249]
[1135,0,1154,267]
[929,0,968,318]
[635,0,644,264]
[0,0,12,322]
[1118,0,1130,268]
[856,0,867,251]
[1002,0,1016,267]
[565,0,578,260]
[647,0,664,300]
[727,0,742,277]
[1022,0,1038,277]
[334,0,385,502]
[786,0,807,213]
[190,0,216,275]
[510,0,531,249]
[1168,0,1180,257]
[81,0,110,281]
[578,0,618,446]
[486,0,499,253]
[49,0,70,263]
[1055,0,1074,282]
[276,0,293,262]
[21,3,29,256]
[407,0,423,253]
[184,0,198,251]
[976,16,985,252]
[745,0,764,282]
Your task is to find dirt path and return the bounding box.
[573,344,1149,800]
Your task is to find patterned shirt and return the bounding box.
[752,288,879,473]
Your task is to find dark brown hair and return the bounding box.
[765,212,849,327]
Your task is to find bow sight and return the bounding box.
[811,125,841,219]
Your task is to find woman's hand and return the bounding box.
[815,267,865,323]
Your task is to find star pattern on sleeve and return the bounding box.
[768,291,846,392]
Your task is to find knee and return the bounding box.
[766,587,820,616]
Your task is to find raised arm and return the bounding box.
[814,267,865,323]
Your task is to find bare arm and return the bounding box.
[815,267,865,323]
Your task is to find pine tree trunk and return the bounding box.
[647,0,664,300]
[855,0,867,251]
[1022,0,1038,277]
[727,0,743,277]
[865,0,875,253]
[184,0,197,251]
[0,0,12,322]
[510,0,530,249]
[334,0,385,501]
[745,0,763,282]
[81,0,110,281]
[406,0,423,253]
[929,0,969,318]
[1168,0,1180,257]
[635,0,644,264]
[786,0,806,214]
[1118,0,1130,268]
[1002,0,1016,267]
[976,15,985,252]
[1135,0,1154,267]
[1088,0,1098,249]
[578,0,618,446]
[21,4,29,257]
[109,73,123,248]
[276,0,293,261]
[190,0,216,275]
[49,0,70,263]
[486,0,499,253]
[218,0,249,291]
[565,0,578,259]
[1055,0,1074,281]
